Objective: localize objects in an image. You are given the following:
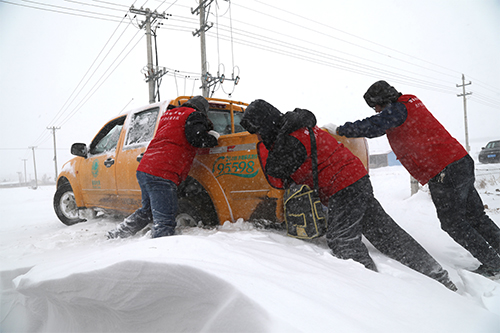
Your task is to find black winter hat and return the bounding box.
[183,96,210,115]
[241,99,283,149]
[363,81,402,108]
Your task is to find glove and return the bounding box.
[208,130,220,140]
[323,123,338,135]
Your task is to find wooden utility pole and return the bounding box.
[456,74,472,152]
[47,126,60,181]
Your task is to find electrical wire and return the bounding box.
[250,0,463,80]
[57,31,145,127]
[47,13,131,128]
[3,0,498,145]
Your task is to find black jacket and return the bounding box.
[185,111,217,148]
[266,108,317,180]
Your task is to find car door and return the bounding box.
[193,106,282,223]
[114,106,162,212]
[80,116,126,209]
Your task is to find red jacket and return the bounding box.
[290,127,366,203]
[387,95,467,184]
[261,126,367,204]
[137,107,199,185]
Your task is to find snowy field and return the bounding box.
[1,164,499,332]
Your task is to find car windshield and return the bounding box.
[89,116,126,155]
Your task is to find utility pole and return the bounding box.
[129,6,168,103]
[456,74,472,152]
[21,158,27,185]
[192,0,214,98]
[47,126,60,181]
[410,176,419,196]
[28,146,38,189]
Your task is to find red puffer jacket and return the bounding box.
[387,95,467,184]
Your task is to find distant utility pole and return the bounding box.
[21,158,28,185]
[129,6,169,104]
[28,146,38,189]
[47,126,60,181]
[192,0,214,98]
[410,176,419,196]
[456,74,472,152]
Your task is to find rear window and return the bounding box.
[208,110,246,135]
[486,141,500,149]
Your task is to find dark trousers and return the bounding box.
[115,171,178,238]
[428,155,500,268]
[327,175,451,285]
[136,171,178,238]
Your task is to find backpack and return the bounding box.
[283,127,327,239]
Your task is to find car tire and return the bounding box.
[176,198,204,228]
[54,183,86,226]
[177,177,219,227]
[176,192,219,228]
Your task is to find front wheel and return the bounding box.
[54,183,86,226]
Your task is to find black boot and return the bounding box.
[107,211,151,239]
[472,264,500,279]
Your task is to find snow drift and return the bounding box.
[1,165,499,332]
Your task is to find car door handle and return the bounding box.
[104,158,115,168]
[137,153,144,162]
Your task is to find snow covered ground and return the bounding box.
[1,164,499,332]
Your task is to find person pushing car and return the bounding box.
[241,99,457,290]
[326,80,500,278]
[107,96,220,239]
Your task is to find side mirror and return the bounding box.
[71,143,88,158]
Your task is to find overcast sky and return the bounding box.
[1,0,499,182]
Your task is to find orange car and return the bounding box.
[54,96,368,227]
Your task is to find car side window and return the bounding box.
[125,107,160,148]
[208,110,246,135]
[488,141,499,148]
[89,116,126,155]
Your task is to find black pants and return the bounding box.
[428,155,500,268]
[327,175,451,285]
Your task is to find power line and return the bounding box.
[3,0,497,142]
[159,13,463,96]
[64,0,126,12]
[207,24,456,92]
[47,13,132,128]
[249,0,463,80]
[92,0,129,9]
[7,0,497,100]
[58,32,145,127]
[1,0,123,22]
[199,28,457,95]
